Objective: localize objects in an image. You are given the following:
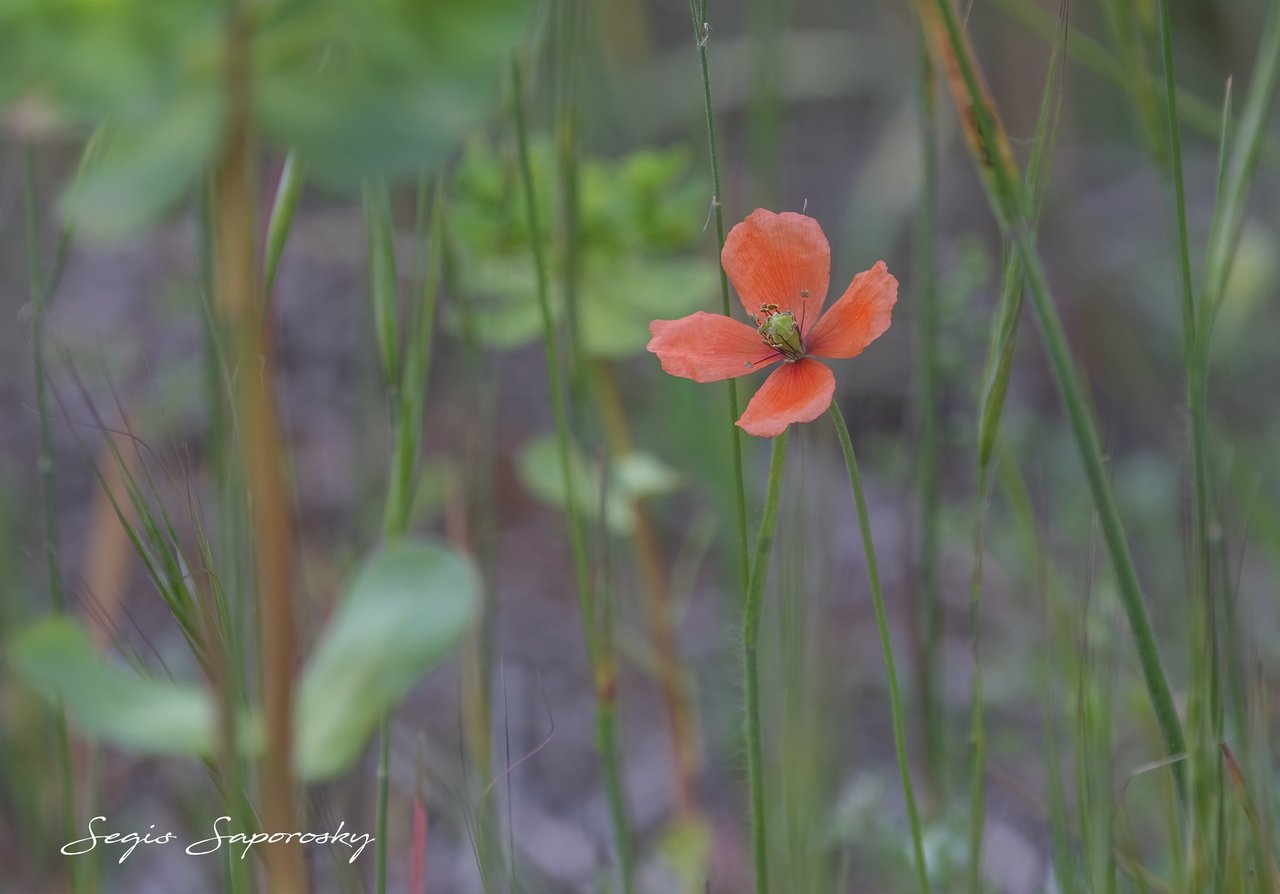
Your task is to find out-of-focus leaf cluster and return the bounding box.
[448,138,718,357]
[6,539,477,781]
[0,0,528,237]
[515,434,680,536]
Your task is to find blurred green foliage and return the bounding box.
[8,618,222,759]
[0,0,529,236]
[6,538,476,781]
[516,433,680,535]
[294,539,477,780]
[447,138,718,357]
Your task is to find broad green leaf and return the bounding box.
[580,258,716,358]
[294,539,477,781]
[516,435,681,535]
[59,89,222,239]
[450,255,547,348]
[6,617,217,758]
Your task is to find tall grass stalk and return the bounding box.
[1153,0,1217,881]
[989,0,1247,151]
[915,0,1188,797]
[746,0,783,206]
[741,429,789,894]
[553,0,588,426]
[688,0,750,591]
[512,57,635,893]
[967,14,1067,886]
[912,42,945,805]
[441,198,506,887]
[829,404,930,894]
[1186,5,1280,880]
[593,361,701,818]
[367,177,445,892]
[213,7,304,890]
[22,144,86,894]
[365,179,399,894]
[566,0,700,829]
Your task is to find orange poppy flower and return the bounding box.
[647,209,898,438]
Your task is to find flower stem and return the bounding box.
[689,0,750,593]
[829,403,930,894]
[742,428,789,894]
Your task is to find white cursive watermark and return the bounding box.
[63,815,375,865]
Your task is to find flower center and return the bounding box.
[752,304,805,361]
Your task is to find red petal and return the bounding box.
[722,209,830,328]
[648,312,781,382]
[805,261,897,359]
[736,358,835,438]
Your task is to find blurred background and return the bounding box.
[2,0,1279,891]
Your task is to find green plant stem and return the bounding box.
[742,429,790,894]
[989,0,1252,154]
[214,6,304,889]
[969,21,1065,889]
[593,360,701,818]
[966,465,989,894]
[595,529,630,894]
[1155,0,1196,357]
[913,40,945,804]
[22,150,64,614]
[375,719,391,894]
[371,181,443,894]
[689,0,750,592]
[554,0,588,432]
[512,57,634,893]
[1154,0,1217,877]
[918,0,1188,798]
[830,404,931,894]
[23,144,86,894]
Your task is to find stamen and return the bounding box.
[744,350,783,369]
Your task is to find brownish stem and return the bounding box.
[213,7,304,892]
[593,360,700,819]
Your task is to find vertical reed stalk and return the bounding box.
[968,15,1066,885]
[912,41,945,802]
[512,57,634,893]
[830,404,930,894]
[742,429,790,894]
[213,7,304,890]
[22,144,85,894]
[915,0,1188,796]
[688,0,750,591]
[593,360,701,818]
[1154,0,1217,879]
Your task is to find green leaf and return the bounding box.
[1,0,529,237]
[6,617,217,758]
[449,255,548,348]
[294,539,477,781]
[580,258,716,358]
[59,89,222,239]
[516,435,681,535]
